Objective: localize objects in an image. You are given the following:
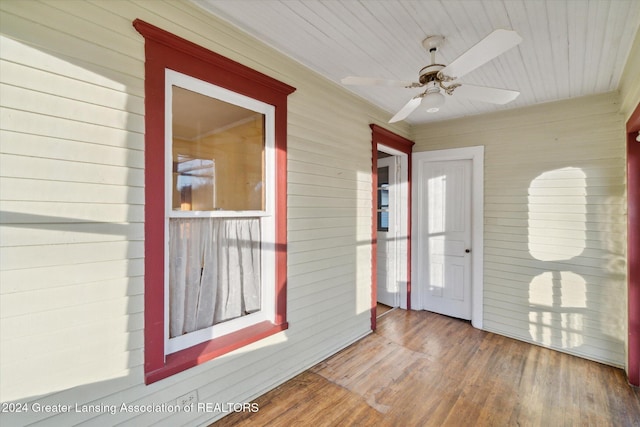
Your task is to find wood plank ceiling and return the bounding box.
[195,0,640,125]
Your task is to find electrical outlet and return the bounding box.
[176,390,198,408]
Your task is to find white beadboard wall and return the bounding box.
[0,0,410,425]
[411,92,627,367]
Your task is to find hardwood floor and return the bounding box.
[211,309,640,426]
[376,302,393,317]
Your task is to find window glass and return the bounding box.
[171,86,265,212]
[377,166,389,232]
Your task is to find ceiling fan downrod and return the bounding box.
[419,35,460,95]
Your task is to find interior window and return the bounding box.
[134,18,295,384]
[165,71,275,355]
[377,166,389,232]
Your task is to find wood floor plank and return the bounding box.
[210,310,640,426]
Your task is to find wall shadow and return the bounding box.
[519,163,626,364]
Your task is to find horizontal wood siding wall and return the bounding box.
[619,27,640,120]
[0,1,409,425]
[411,93,627,367]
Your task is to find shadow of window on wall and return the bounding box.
[528,167,587,349]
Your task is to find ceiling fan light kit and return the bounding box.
[422,81,445,113]
[341,29,523,123]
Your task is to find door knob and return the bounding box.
[465,249,471,253]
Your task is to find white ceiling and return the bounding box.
[195,0,640,125]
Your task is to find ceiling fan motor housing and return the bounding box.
[419,64,445,84]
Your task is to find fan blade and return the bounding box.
[454,84,519,104]
[342,76,419,88]
[389,96,422,123]
[440,29,522,80]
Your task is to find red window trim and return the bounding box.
[133,19,295,384]
[369,124,414,330]
[627,102,640,387]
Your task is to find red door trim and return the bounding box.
[627,102,640,387]
[370,124,414,330]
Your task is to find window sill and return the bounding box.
[145,320,288,384]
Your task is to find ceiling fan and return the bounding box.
[341,29,523,123]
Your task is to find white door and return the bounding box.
[414,159,472,319]
[376,156,399,307]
